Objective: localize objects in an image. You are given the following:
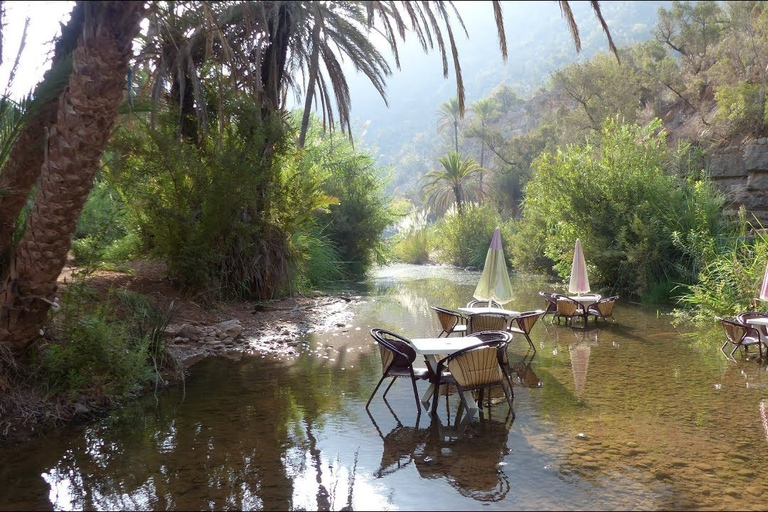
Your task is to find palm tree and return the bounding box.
[0,0,616,353]
[470,97,496,168]
[437,97,461,154]
[421,151,485,216]
[0,1,146,351]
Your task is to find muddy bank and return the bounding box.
[1,262,363,445]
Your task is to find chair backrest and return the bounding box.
[736,311,768,324]
[467,312,508,334]
[431,306,461,332]
[595,296,618,316]
[370,328,418,373]
[511,310,543,334]
[539,292,557,313]
[467,299,502,309]
[556,297,579,317]
[718,317,755,346]
[440,338,509,388]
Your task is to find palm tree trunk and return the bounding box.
[0,1,145,351]
[298,21,322,148]
[0,3,85,260]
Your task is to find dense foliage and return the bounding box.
[512,118,734,303]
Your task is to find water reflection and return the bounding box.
[9,264,768,510]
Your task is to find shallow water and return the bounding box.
[2,263,768,511]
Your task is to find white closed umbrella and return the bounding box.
[568,238,590,296]
[473,227,514,305]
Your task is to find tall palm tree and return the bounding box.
[437,97,461,154]
[0,0,616,353]
[470,97,496,168]
[421,151,485,216]
[469,97,496,203]
[0,1,146,351]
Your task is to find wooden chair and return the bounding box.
[431,306,467,337]
[587,295,619,323]
[554,296,586,326]
[430,331,514,415]
[539,291,558,319]
[367,329,430,413]
[466,312,509,335]
[508,310,544,354]
[717,317,765,362]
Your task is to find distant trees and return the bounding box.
[421,151,485,216]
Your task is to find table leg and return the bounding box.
[421,355,439,407]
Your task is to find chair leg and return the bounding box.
[382,375,398,399]
[431,384,441,415]
[409,377,422,414]
[501,382,514,410]
[524,333,536,355]
[721,341,737,362]
[366,375,388,409]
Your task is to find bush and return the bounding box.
[37,308,153,400]
[514,118,733,303]
[434,204,505,267]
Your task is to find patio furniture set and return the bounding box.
[366,294,620,418]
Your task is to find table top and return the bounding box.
[410,336,485,356]
[457,307,521,317]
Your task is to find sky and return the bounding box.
[0,1,75,99]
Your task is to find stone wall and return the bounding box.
[708,138,768,226]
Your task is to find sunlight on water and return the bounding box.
[2,264,768,510]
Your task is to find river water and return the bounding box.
[2,263,768,511]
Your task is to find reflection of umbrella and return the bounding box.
[760,260,768,302]
[568,238,590,295]
[474,227,514,305]
[569,343,591,399]
[760,399,768,446]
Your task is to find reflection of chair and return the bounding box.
[588,295,619,323]
[554,296,586,326]
[431,332,514,415]
[467,312,508,335]
[431,306,467,337]
[367,329,430,413]
[467,299,502,309]
[416,412,513,502]
[539,291,558,319]
[367,405,426,478]
[718,317,765,362]
[507,310,544,354]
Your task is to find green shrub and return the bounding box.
[435,204,504,267]
[393,227,431,264]
[714,82,766,137]
[37,310,153,400]
[515,118,733,303]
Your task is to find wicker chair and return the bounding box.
[587,295,619,323]
[717,317,765,362]
[539,291,558,319]
[466,299,502,309]
[554,296,586,326]
[736,311,768,338]
[430,331,514,414]
[367,329,430,413]
[431,306,467,337]
[508,310,544,354]
[466,312,509,335]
